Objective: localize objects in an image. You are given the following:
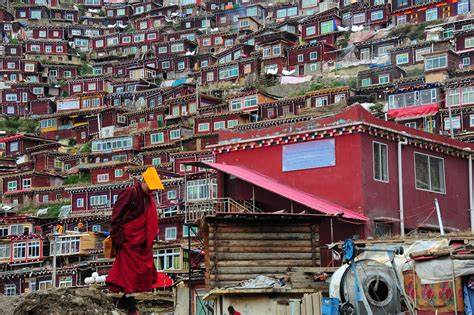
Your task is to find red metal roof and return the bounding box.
[0,135,24,143]
[202,162,368,221]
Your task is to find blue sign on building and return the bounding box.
[282,139,336,172]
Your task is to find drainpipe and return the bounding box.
[398,137,408,237]
[467,149,474,232]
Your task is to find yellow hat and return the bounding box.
[143,167,164,191]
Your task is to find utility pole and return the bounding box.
[52,226,58,288]
[447,99,455,139]
[187,223,192,315]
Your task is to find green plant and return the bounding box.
[80,141,92,153]
[78,62,93,76]
[63,173,91,185]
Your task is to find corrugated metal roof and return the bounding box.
[202,162,368,221]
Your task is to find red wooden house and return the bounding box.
[28,26,65,40]
[66,181,133,213]
[140,148,180,167]
[0,234,44,265]
[167,93,222,120]
[26,142,65,172]
[15,6,49,20]
[301,9,343,45]
[392,0,465,26]
[350,4,389,30]
[171,151,215,175]
[66,76,110,97]
[197,32,237,54]
[1,171,64,206]
[287,42,338,75]
[141,125,194,149]
[0,86,33,116]
[305,86,350,108]
[0,134,55,158]
[25,40,68,55]
[194,111,251,136]
[86,161,134,184]
[210,104,474,240]
[259,96,306,119]
[198,56,260,85]
[155,39,198,57]
[225,89,278,113]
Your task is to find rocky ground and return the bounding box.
[0,287,123,315]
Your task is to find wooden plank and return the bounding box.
[210,252,314,260]
[215,266,291,274]
[210,246,315,253]
[210,274,288,281]
[209,240,312,247]
[215,260,316,267]
[213,223,219,288]
[209,232,315,240]
[213,226,311,233]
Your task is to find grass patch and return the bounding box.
[63,173,91,185]
[0,117,38,134]
[18,201,70,218]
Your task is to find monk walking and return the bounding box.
[106,167,163,315]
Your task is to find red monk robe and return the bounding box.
[107,182,158,293]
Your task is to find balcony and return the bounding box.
[185,198,263,223]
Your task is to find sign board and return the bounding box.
[57,99,80,111]
[282,139,336,172]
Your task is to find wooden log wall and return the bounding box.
[205,218,321,289]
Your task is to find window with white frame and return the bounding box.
[183,225,198,237]
[170,130,181,140]
[51,236,80,255]
[272,45,281,56]
[151,133,164,144]
[115,169,123,177]
[214,121,225,130]
[22,178,31,189]
[92,224,101,232]
[219,66,238,79]
[10,141,18,152]
[6,94,17,102]
[158,46,168,53]
[56,46,63,53]
[463,87,474,104]
[463,57,471,66]
[444,116,461,130]
[446,88,460,106]
[320,20,334,34]
[186,178,217,201]
[152,157,161,165]
[353,13,366,24]
[244,97,257,108]
[162,61,171,69]
[298,54,304,62]
[315,97,328,107]
[0,243,10,259]
[397,15,407,25]
[466,37,474,49]
[306,26,316,36]
[373,142,388,182]
[97,174,109,183]
[425,55,447,70]
[155,248,180,270]
[470,115,474,127]
[7,62,15,69]
[396,53,409,65]
[335,94,346,103]
[360,48,370,60]
[227,120,238,128]
[171,43,184,52]
[165,227,177,240]
[76,198,84,208]
[72,85,82,93]
[425,8,438,21]
[25,64,35,72]
[90,195,108,206]
[13,242,26,259]
[361,78,372,87]
[4,284,16,296]
[198,123,210,132]
[28,240,40,258]
[39,281,52,290]
[415,47,432,62]
[458,0,469,14]
[59,276,73,288]
[371,10,383,21]
[415,153,445,193]
[378,74,389,84]
[167,190,177,200]
[8,181,17,191]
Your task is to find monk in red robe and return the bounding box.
[107,168,162,315]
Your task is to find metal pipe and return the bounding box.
[188,227,192,315]
[469,153,474,232]
[398,138,408,237]
[434,198,445,235]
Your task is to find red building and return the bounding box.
[208,105,474,241]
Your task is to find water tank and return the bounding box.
[329,259,401,315]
